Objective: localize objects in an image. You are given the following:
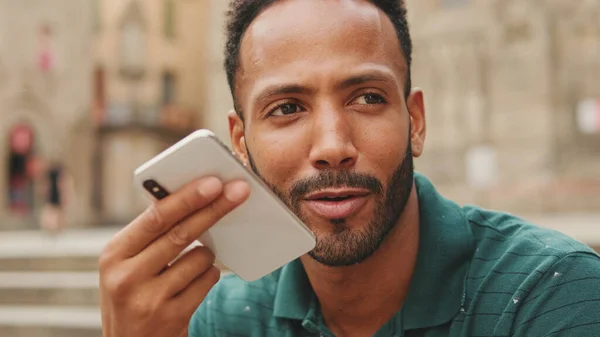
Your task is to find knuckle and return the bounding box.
[180,193,198,214]
[167,225,191,247]
[181,248,214,275]
[207,198,230,219]
[176,248,212,276]
[103,268,135,298]
[175,256,194,277]
[205,266,221,285]
[195,247,216,265]
[98,245,116,272]
[144,204,167,233]
[128,296,155,318]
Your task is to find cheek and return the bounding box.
[356,115,408,177]
[249,131,307,186]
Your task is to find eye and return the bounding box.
[269,102,305,117]
[351,93,387,105]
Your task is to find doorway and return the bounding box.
[6,123,38,216]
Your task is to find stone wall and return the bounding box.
[0,0,95,230]
[407,0,600,213]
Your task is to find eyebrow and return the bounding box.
[254,85,315,105]
[335,73,396,91]
[252,70,398,104]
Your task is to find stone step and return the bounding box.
[0,228,112,272]
[0,326,102,337]
[0,305,101,337]
[0,272,99,307]
[0,256,99,272]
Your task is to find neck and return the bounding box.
[301,182,420,336]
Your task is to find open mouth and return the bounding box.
[304,189,370,219]
[315,195,355,202]
[305,188,369,201]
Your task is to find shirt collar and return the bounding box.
[401,172,474,330]
[273,172,475,330]
[273,258,313,320]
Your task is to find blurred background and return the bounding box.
[0,0,598,336]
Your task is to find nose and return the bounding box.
[308,108,358,170]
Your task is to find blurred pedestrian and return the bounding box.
[40,161,71,234]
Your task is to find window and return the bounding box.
[162,72,176,105]
[119,1,147,77]
[164,0,176,38]
[121,20,146,74]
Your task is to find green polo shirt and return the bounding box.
[189,173,600,337]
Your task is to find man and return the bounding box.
[99,1,600,336]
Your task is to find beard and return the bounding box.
[246,138,414,267]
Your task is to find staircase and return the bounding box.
[0,229,114,337]
[0,214,597,337]
[0,228,233,337]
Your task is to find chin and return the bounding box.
[305,216,388,267]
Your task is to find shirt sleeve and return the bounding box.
[511,252,600,336]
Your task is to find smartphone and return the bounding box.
[133,129,316,281]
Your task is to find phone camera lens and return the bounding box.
[143,180,170,199]
[143,180,156,189]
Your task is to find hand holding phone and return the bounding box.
[99,129,316,337]
[132,129,316,281]
[99,176,249,337]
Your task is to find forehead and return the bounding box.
[236,0,407,100]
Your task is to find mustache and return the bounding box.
[289,169,383,201]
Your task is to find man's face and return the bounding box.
[229,0,426,266]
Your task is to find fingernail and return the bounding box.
[198,177,222,198]
[224,181,250,202]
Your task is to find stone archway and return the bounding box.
[6,123,37,216]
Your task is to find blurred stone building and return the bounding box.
[91,0,210,225]
[406,0,600,214]
[1,0,598,231]
[0,0,213,230]
[0,0,95,230]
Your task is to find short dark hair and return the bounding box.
[224,0,412,118]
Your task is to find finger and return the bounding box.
[156,246,216,298]
[168,266,221,318]
[106,176,223,259]
[134,180,250,275]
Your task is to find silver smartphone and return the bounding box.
[133,129,316,281]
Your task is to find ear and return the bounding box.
[406,88,426,158]
[228,110,249,165]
